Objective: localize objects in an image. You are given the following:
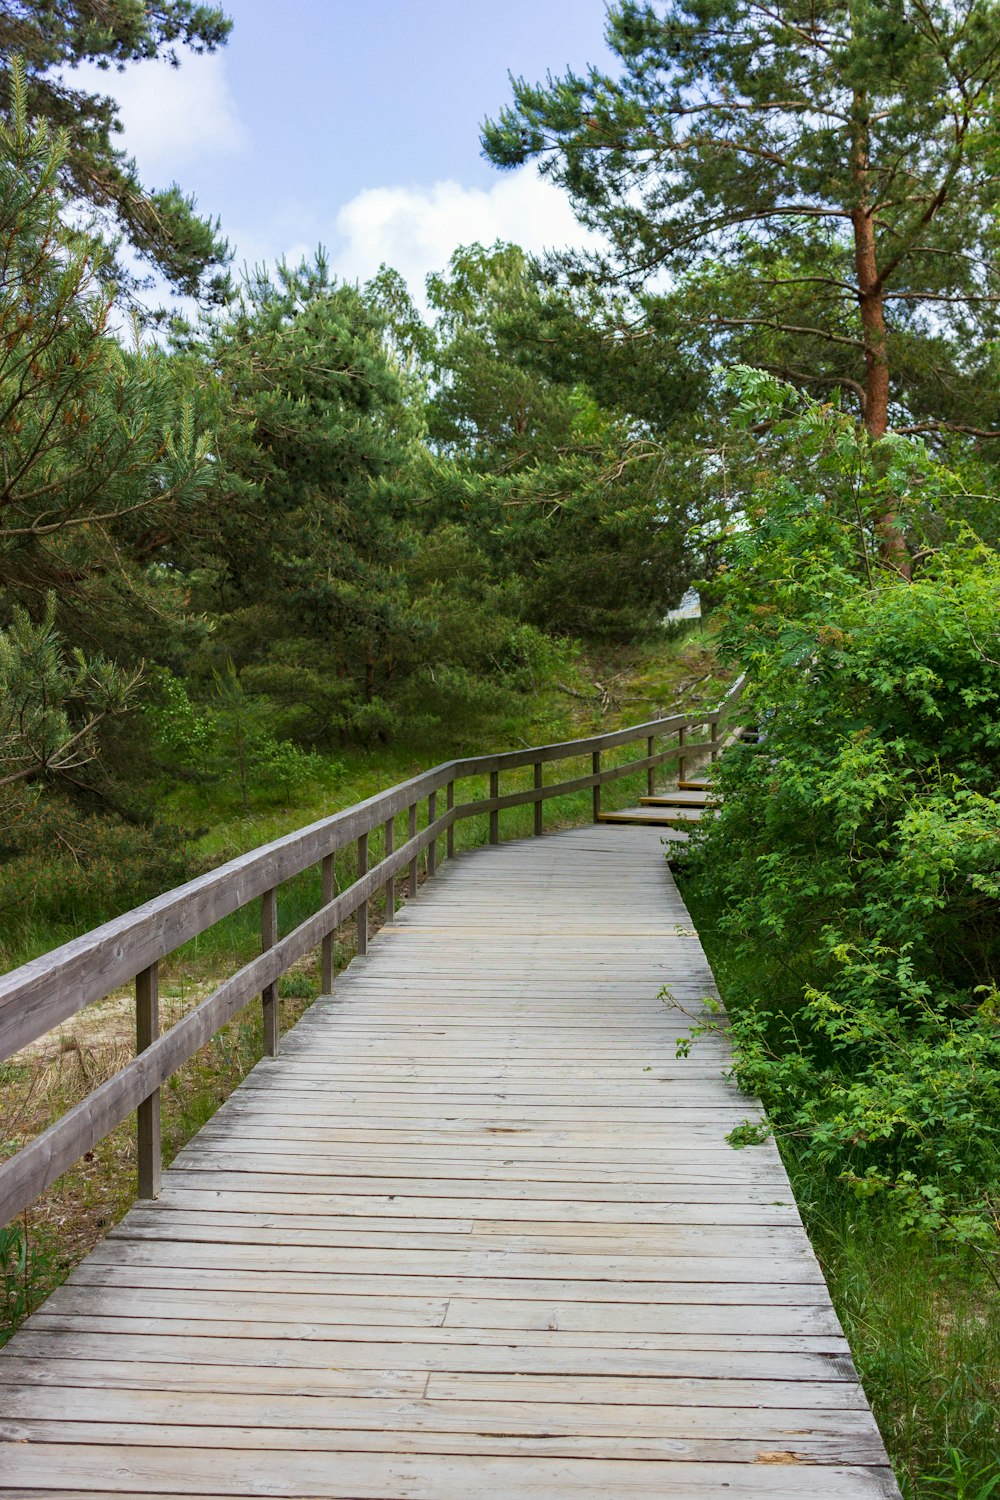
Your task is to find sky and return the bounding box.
[74,0,616,307]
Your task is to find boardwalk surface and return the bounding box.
[0,825,899,1498]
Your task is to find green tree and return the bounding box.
[0,57,213,648]
[423,242,697,638]
[483,0,1000,569]
[0,3,232,299]
[182,255,430,744]
[0,595,141,830]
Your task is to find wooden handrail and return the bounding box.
[0,673,746,1226]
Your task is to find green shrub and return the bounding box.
[680,374,1000,1237]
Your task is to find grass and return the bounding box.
[678,872,1000,1500]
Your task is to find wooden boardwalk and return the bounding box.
[0,824,899,1498]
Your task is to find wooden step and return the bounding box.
[678,778,713,791]
[629,804,704,822]
[596,808,693,830]
[639,793,716,809]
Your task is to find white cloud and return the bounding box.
[69,54,246,180]
[328,167,595,305]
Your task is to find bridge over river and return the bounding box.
[0,686,899,1497]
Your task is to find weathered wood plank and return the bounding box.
[0,818,898,1499]
[0,1447,900,1498]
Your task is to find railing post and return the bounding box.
[533,762,543,836]
[136,961,161,1200]
[384,816,395,918]
[446,780,455,859]
[357,832,368,955]
[321,853,335,994]
[261,887,279,1056]
[592,749,602,821]
[678,725,687,785]
[647,735,655,797]
[489,770,499,844]
[409,802,418,899]
[710,716,721,763]
[427,791,437,877]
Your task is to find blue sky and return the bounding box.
[84,0,615,304]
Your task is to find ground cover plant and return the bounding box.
[684,879,1000,1499]
[683,372,1000,1237]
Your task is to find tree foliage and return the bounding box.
[483,0,1000,568]
[680,376,1000,1234]
[0,5,232,299]
[0,595,141,826]
[422,242,698,637]
[0,56,213,651]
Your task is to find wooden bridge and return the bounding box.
[0,686,900,1497]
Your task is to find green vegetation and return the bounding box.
[482,0,1000,449]
[680,373,1000,1235]
[0,1,232,300]
[674,376,1000,1495]
[3,4,1000,1491]
[0,61,711,972]
[685,883,1000,1499]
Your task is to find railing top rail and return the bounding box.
[0,674,745,1062]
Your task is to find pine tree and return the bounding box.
[482,0,1000,569]
[0,58,213,642]
[1,54,214,690]
[0,2,232,299]
[0,596,141,829]
[423,242,698,638]
[184,255,429,744]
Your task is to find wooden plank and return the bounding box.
[0,1447,899,1499]
[0,817,897,1500]
[598,806,698,826]
[0,1385,880,1439]
[76,1241,826,1282]
[57,1263,841,1304]
[3,1329,856,1382]
[29,1308,849,1353]
[0,1418,892,1465]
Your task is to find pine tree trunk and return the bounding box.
[850,95,910,578]
[852,207,889,442]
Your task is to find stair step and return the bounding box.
[597,808,694,830]
[631,803,704,821]
[639,792,715,808]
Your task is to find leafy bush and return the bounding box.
[146,664,324,812]
[680,375,1000,1238]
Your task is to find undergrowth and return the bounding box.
[679,874,1000,1500]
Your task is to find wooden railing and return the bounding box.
[0,675,745,1227]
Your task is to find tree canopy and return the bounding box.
[483,0,1000,566]
[0,1,232,299]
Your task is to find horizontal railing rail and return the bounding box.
[0,673,746,1227]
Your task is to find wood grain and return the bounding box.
[0,819,899,1497]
